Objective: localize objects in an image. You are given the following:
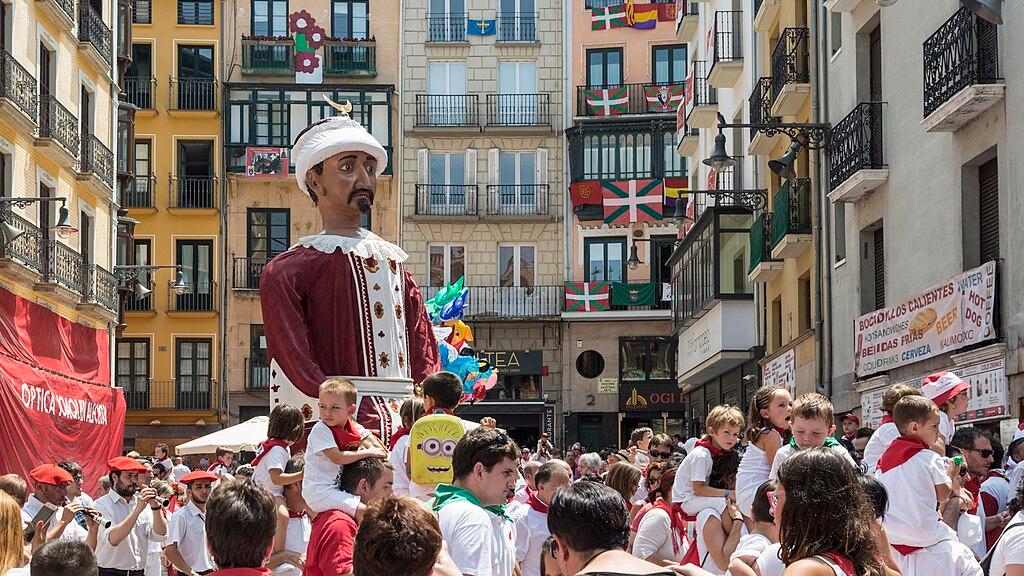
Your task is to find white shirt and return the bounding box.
[891,538,982,576]
[158,457,175,481]
[93,490,166,570]
[981,472,1011,519]
[165,500,216,573]
[735,441,771,518]
[756,543,785,576]
[272,515,312,576]
[632,507,683,563]
[438,500,516,576]
[875,448,955,547]
[769,444,856,481]
[672,445,713,503]
[512,503,549,576]
[987,510,1024,576]
[389,434,412,497]
[730,532,772,563]
[252,444,291,498]
[21,495,89,541]
[939,411,956,444]
[304,420,356,497]
[862,421,900,473]
[513,483,531,504]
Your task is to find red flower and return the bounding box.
[305,25,326,49]
[294,51,318,73]
[288,10,315,34]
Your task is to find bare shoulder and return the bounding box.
[783,558,837,576]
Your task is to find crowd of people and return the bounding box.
[6,369,1024,576]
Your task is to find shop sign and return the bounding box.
[245,147,289,178]
[597,377,618,394]
[678,300,756,379]
[478,350,543,375]
[619,380,685,413]
[762,349,796,397]
[854,262,996,377]
[544,405,555,439]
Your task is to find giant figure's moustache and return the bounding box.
[348,188,374,214]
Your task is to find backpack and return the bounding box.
[408,411,465,485]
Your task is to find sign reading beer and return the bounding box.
[477,350,543,375]
[619,380,685,413]
[854,262,996,377]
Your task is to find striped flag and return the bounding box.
[582,86,629,116]
[663,177,689,214]
[602,179,664,224]
[632,4,658,29]
[644,84,685,112]
[565,281,610,312]
[591,5,628,30]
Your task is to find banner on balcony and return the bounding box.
[290,10,325,84]
[591,5,628,30]
[0,285,122,498]
[663,177,689,215]
[684,70,695,117]
[611,282,656,306]
[659,2,678,22]
[645,84,685,113]
[602,179,664,224]
[246,147,290,178]
[565,282,609,312]
[582,87,629,116]
[467,19,496,35]
[570,181,603,208]
[632,4,659,29]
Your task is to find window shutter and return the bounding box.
[417,148,428,183]
[488,148,499,185]
[536,148,548,185]
[869,25,882,102]
[465,149,478,185]
[873,227,885,310]
[979,158,999,263]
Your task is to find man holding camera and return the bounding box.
[23,464,98,548]
[93,456,167,576]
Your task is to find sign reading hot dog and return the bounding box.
[854,262,996,377]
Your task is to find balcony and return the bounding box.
[0,50,38,130]
[424,285,562,319]
[709,11,743,88]
[169,78,218,112]
[35,240,85,299]
[414,184,478,217]
[486,185,549,217]
[921,7,1003,133]
[484,93,551,130]
[168,281,218,313]
[684,61,718,129]
[169,175,218,210]
[496,12,537,43]
[35,95,80,167]
[232,256,270,291]
[413,94,480,130]
[770,178,812,259]
[79,264,119,318]
[748,212,782,283]
[35,0,76,31]
[567,120,681,183]
[0,211,45,281]
[677,1,699,42]
[675,111,699,157]
[123,289,152,312]
[753,0,779,32]
[323,40,377,77]
[123,77,156,110]
[78,3,113,70]
[126,379,218,412]
[123,175,156,210]
[246,359,270,390]
[828,102,888,203]
[576,82,683,118]
[241,37,293,76]
[748,77,781,155]
[77,135,115,191]
[770,28,810,116]
[426,13,467,43]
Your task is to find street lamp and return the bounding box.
[703,113,830,183]
[703,129,737,173]
[626,242,642,270]
[0,197,77,243]
[768,140,803,180]
[114,265,190,300]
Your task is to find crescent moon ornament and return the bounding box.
[323,96,352,117]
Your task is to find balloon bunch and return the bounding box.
[425,277,499,403]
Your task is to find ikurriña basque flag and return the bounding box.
[467,19,496,35]
[602,179,664,224]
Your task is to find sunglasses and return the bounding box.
[650,450,673,458]
[968,447,994,459]
[766,490,779,515]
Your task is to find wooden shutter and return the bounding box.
[979,158,999,263]
[488,148,499,185]
[536,148,548,184]
[873,227,885,310]
[869,25,882,102]
[465,149,478,185]
[417,149,428,183]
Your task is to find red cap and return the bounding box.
[840,413,860,425]
[177,471,218,484]
[29,464,73,485]
[107,456,148,473]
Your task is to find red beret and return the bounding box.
[107,456,148,473]
[840,413,861,425]
[29,464,73,485]
[178,471,218,484]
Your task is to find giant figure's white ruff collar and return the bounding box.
[292,229,408,263]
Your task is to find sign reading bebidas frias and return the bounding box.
[854,262,996,377]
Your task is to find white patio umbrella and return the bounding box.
[175,416,269,455]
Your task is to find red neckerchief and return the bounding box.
[330,419,363,451]
[963,477,981,515]
[167,494,179,514]
[526,492,549,515]
[1018,421,1024,431]
[288,509,307,519]
[207,462,224,472]
[772,425,790,439]
[880,414,894,425]
[250,439,289,467]
[431,407,454,415]
[892,544,923,556]
[695,437,725,458]
[987,469,1008,482]
[877,436,929,473]
[388,427,410,451]
[823,552,858,576]
[651,498,688,556]
[844,433,856,442]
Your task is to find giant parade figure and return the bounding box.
[259,99,440,440]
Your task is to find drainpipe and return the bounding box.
[396,0,405,245]
[562,0,573,437]
[810,0,831,397]
[752,3,765,354]
[218,0,229,426]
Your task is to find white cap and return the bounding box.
[920,371,970,407]
[292,99,388,197]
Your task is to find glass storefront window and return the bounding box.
[485,374,542,401]
[619,337,676,383]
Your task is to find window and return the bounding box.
[175,140,214,208]
[798,273,811,334]
[497,0,536,42]
[0,153,10,199]
[332,0,369,38]
[979,158,999,263]
[584,237,626,282]
[252,0,288,35]
[248,209,290,261]
[255,101,289,146]
[427,152,467,209]
[249,325,269,389]
[830,11,842,56]
[663,129,685,177]
[116,339,150,409]
[860,223,884,314]
[176,45,215,110]
[428,245,465,287]
[498,245,535,288]
[833,202,847,262]
[586,48,623,87]
[576,350,605,379]
[133,0,152,23]
[124,239,153,311]
[428,0,466,42]
[620,337,675,382]
[176,240,213,310]
[175,339,212,409]
[497,151,536,207]
[427,61,468,123]
[126,44,152,108]
[652,45,686,85]
[498,62,538,121]
[771,296,782,350]
[179,0,214,25]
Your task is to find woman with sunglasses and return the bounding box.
[629,463,667,551]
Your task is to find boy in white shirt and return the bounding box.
[862,384,924,472]
[671,404,744,516]
[388,397,424,497]
[769,393,855,480]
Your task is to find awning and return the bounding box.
[175,416,269,455]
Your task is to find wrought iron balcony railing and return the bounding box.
[415,184,478,216]
[80,135,114,187]
[246,358,270,390]
[0,210,44,273]
[123,290,152,311]
[712,11,743,65]
[169,175,217,209]
[43,240,85,294]
[770,28,809,104]
[567,120,681,182]
[79,3,113,66]
[170,77,218,111]
[486,184,549,216]
[241,37,294,75]
[44,0,76,22]
[771,178,811,247]
[168,281,218,312]
[749,77,778,140]
[123,77,155,109]
[129,379,218,411]
[423,285,563,318]
[577,82,685,117]
[427,13,467,43]
[323,40,377,76]
[496,12,537,42]
[748,212,775,273]
[232,256,272,290]
[829,102,884,191]
[123,175,156,208]
[414,94,480,127]
[0,50,37,122]
[38,95,80,156]
[687,60,717,110]
[84,264,119,312]
[923,7,1000,118]
[484,93,551,127]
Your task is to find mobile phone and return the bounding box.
[23,503,57,541]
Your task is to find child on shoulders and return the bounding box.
[671,405,744,517]
[251,404,306,556]
[735,386,791,519]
